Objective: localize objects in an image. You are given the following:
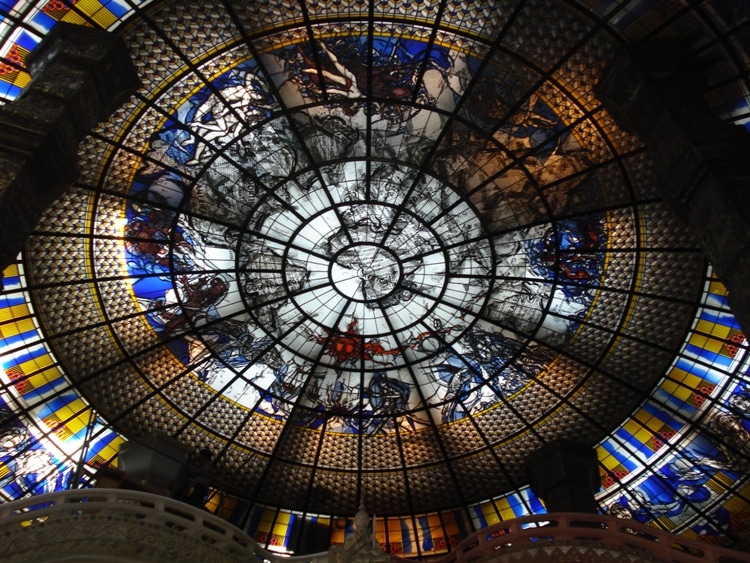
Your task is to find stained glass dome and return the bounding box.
[2,0,750,555]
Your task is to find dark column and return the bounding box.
[0,22,140,274]
[525,440,599,513]
[596,41,750,334]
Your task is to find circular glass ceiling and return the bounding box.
[3,0,750,552]
[62,8,706,515]
[129,92,605,432]
[120,28,618,435]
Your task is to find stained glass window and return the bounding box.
[2,0,750,555]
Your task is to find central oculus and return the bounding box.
[330,244,402,302]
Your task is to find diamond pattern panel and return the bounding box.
[25,235,88,284]
[401,429,446,468]
[234,414,284,454]
[361,432,403,470]
[577,289,631,335]
[205,447,268,494]
[570,370,636,434]
[562,322,616,366]
[639,249,705,301]
[600,337,674,390]
[34,185,92,235]
[256,460,314,507]
[623,296,695,344]
[77,362,151,423]
[316,430,359,470]
[473,400,528,445]
[361,471,409,515]
[640,200,700,250]
[192,396,254,442]
[303,468,360,514]
[438,417,486,458]
[535,404,600,445]
[28,281,100,336]
[52,328,123,379]
[450,451,510,503]
[273,425,322,466]
[504,0,592,73]
[408,463,463,513]
[493,431,544,482]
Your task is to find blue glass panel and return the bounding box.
[0,0,20,12]
[700,309,742,330]
[18,379,67,401]
[653,387,698,418]
[602,438,640,472]
[28,10,54,33]
[526,491,545,514]
[0,329,36,348]
[418,516,433,551]
[684,344,735,368]
[614,427,654,462]
[472,505,487,528]
[675,357,725,384]
[15,29,39,51]
[102,0,129,18]
[400,518,412,553]
[643,400,684,430]
[5,342,47,365]
[0,81,21,100]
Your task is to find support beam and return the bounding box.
[596,41,750,334]
[0,22,140,275]
[525,440,599,514]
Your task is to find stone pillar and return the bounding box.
[118,432,195,497]
[0,22,140,275]
[525,440,599,513]
[596,41,750,334]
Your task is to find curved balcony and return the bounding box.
[2,491,749,562]
[0,488,264,562]
[433,513,750,563]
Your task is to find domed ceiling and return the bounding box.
[2,0,750,554]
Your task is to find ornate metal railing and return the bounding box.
[0,488,268,562]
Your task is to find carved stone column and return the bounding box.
[0,22,140,275]
[596,41,750,334]
[525,440,600,514]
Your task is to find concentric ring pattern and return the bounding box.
[2,0,750,554]
[62,0,702,511]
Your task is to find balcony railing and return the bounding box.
[0,488,267,562]
[2,491,749,562]
[431,512,750,563]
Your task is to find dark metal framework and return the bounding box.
[1,0,750,555]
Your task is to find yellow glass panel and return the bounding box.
[18,354,53,375]
[481,502,500,525]
[441,511,460,536]
[60,11,87,25]
[0,304,31,324]
[74,0,118,28]
[331,517,348,544]
[494,497,516,521]
[622,419,653,445]
[27,366,64,389]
